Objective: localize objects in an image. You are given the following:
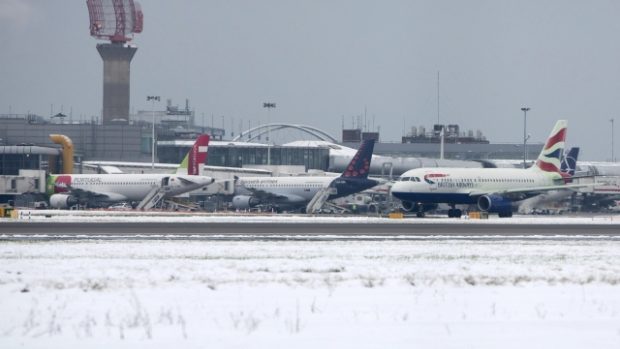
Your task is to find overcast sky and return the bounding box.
[1,0,620,160]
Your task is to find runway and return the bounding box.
[1,221,620,239]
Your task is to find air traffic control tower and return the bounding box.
[87,0,143,125]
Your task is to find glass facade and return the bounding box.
[158,145,330,171]
[0,154,42,175]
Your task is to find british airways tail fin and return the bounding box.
[560,147,579,177]
[531,120,567,173]
[340,139,375,178]
[177,134,210,175]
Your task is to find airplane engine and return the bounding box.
[232,195,261,210]
[400,201,438,213]
[477,195,513,217]
[49,194,79,209]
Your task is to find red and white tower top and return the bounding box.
[87,0,143,44]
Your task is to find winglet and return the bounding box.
[178,134,210,175]
[340,139,375,178]
[531,120,567,173]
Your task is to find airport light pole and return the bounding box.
[611,118,615,162]
[521,107,530,169]
[147,95,160,169]
[263,102,276,165]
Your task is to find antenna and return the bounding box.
[87,0,143,44]
[437,71,440,124]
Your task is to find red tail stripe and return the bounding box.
[188,135,210,176]
[543,128,566,150]
[560,172,572,184]
[536,160,560,173]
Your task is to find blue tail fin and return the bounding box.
[340,139,375,178]
[560,147,579,176]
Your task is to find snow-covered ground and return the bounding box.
[1,239,620,348]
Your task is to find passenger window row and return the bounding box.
[399,176,536,184]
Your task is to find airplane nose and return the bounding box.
[391,181,403,192]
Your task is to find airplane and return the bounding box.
[391,120,589,218]
[46,135,215,209]
[232,139,379,212]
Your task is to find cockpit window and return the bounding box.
[401,177,410,181]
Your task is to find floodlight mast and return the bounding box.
[87,0,143,44]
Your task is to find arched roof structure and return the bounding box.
[231,123,339,143]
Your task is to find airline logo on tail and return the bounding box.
[47,175,72,195]
[560,147,579,177]
[533,120,567,173]
[180,134,210,176]
[560,147,579,183]
[341,139,375,178]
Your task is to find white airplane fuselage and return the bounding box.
[391,167,561,205]
[233,139,378,211]
[48,173,214,203]
[237,176,335,204]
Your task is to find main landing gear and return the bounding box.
[447,205,462,218]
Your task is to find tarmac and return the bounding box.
[1,221,619,239]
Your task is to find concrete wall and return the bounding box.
[0,118,148,161]
[97,43,137,125]
[0,170,46,195]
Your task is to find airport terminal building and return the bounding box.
[6,113,620,210]
[0,113,543,170]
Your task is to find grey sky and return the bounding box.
[1,0,619,160]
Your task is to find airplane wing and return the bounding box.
[176,176,213,186]
[81,162,125,174]
[468,183,592,200]
[244,186,299,201]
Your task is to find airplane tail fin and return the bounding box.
[530,120,567,174]
[560,147,579,177]
[340,139,375,178]
[178,134,210,175]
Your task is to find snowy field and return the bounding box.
[1,238,620,348]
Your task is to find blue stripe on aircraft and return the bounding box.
[545,148,562,160]
[391,192,478,204]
